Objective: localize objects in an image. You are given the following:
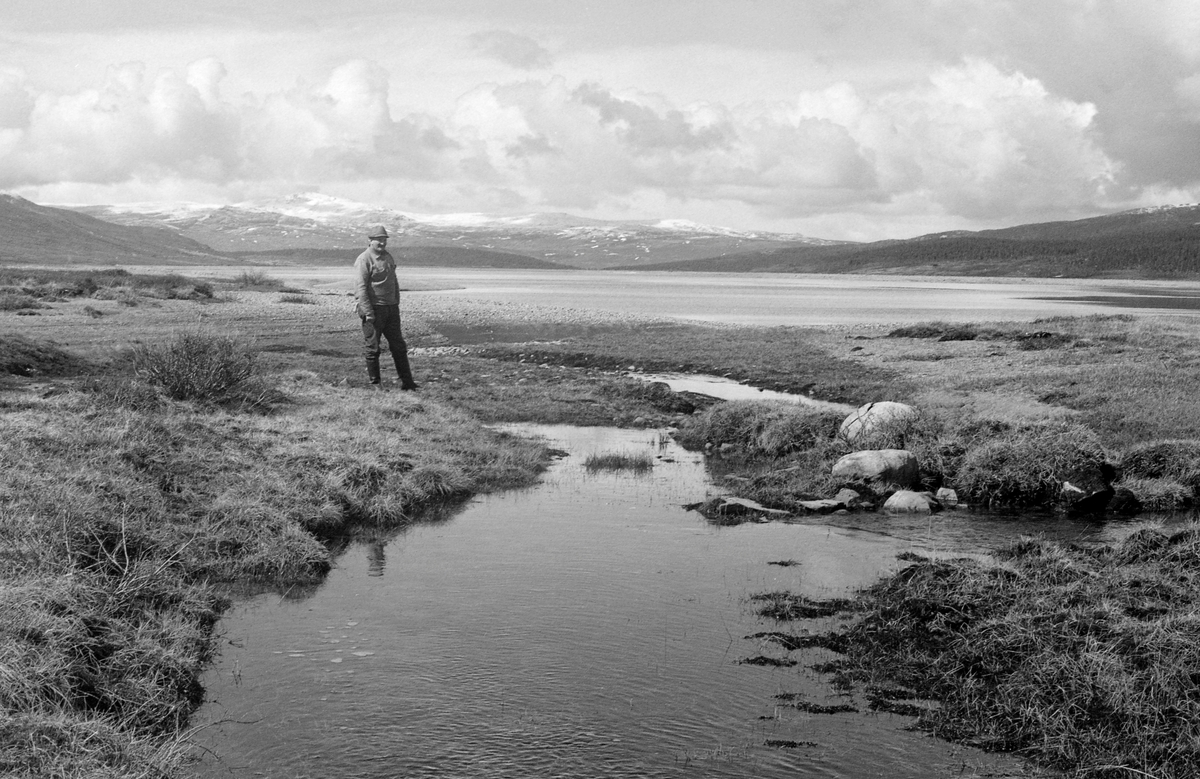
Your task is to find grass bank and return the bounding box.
[1,292,552,777]
[778,528,1200,778]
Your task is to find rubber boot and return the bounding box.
[394,351,418,390]
[366,358,382,386]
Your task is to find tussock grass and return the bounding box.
[583,451,654,472]
[278,293,315,304]
[676,401,844,456]
[0,710,186,778]
[1118,477,1193,512]
[954,422,1110,508]
[129,330,256,404]
[815,528,1200,778]
[1120,440,1200,483]
[842,408,942,452]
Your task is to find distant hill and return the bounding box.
[978,204,1200,241]
[0,194,568,270]
[74,193,841,269]
[0,194,234,266]
[621,205,1200,278]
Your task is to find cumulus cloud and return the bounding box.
[1,61,239,186]
[0,55,1120,232]
[439,61,1113,221]
[847,60,1116,219]
[468,30,553,70]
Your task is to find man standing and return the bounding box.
[354,225,417,390]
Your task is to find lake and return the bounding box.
[209,266,1200,326]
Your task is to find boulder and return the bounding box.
[1058,463,1116,515]
[831,449,920,490]
[935,487,959,508]
[1107,486,1143,516]
[1059,479,1114,515]
[833,488,865,508]
[839,401,919,446]
[798,488,868,514]
[883,490,940,513]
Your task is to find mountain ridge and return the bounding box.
[9,192,1200,278]
[71,193,842,270]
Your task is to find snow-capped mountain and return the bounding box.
[73,193,843,269]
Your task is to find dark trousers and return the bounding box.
[361,304,415,387]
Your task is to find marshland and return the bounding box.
[6,266,1200,778]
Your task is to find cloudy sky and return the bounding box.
[1,0,1199,240]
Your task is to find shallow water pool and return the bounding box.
[188,426,1069,778]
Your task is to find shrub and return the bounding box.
[130,330,255,403]
[279,293,315,305]
[676,401,843,456]
[233,271,280,289]
[953,422,1110,508]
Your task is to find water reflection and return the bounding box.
[365,540,386,577]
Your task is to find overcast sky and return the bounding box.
[1,0,1198,240]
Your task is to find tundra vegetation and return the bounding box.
[4,267,1200,778]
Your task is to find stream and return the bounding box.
[186,424,1140,778]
